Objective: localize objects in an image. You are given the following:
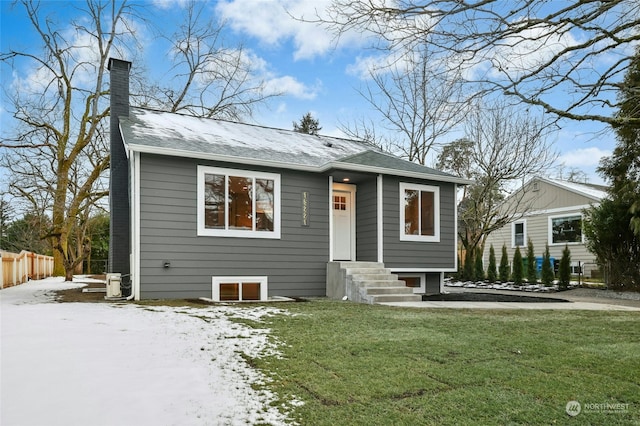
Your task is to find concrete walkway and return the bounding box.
[380,287,640,311]
[380,300,640,310]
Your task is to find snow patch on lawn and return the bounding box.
[1,277,298,426]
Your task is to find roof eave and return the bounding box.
[126,143,472,185]
[330,161,473,185]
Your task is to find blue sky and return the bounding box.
[1,0,618,185]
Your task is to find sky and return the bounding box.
[0,0,621,187]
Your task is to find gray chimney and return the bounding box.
[108,58,132,293]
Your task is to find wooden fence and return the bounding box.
[0,250,55,289]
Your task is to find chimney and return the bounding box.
[108,58,132,293]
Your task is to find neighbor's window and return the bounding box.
[513,221,526,247]
[550,214,582,244]
[399,183,440,242]
[198,166,280,238]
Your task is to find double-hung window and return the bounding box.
[399,183,440,242]
[512,221,526,247]
[197,166,281,238]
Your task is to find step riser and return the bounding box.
[366,287,415,295]
[344,268,390,275]
[370,295,423,303]
[350,274,398,281]
[354,280,408,287]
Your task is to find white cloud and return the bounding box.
[264,75,319,100]
[150,0,191,10]
[559,147,611,168]
[489,23,581,79]
[215,0,364,60]
[235,48,319,100]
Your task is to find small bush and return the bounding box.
[526,238,537,284]
[559,245,571,290]
[499,244,510,282]
[463,249,474,281]
[541,244,554,286]
[474,250,485,281]
[512,246,524,286]
[487,245,497,282]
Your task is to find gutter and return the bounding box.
[125,143,473,186]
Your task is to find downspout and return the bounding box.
[126,149,140,301]
[377,174,383,263]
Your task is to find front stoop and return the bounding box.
[327,261,422,304]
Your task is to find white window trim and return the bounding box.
[548,213,584,246]
[512,220,527,248]
[399,182,440,242]
[197,165,281,239]
[211,276,268,302]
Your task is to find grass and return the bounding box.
[234,300,639,425]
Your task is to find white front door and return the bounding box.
[332,188,354,260]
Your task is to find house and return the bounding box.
[483,176,607,279]
[107,58,469,302]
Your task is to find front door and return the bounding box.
[332,188,354,260]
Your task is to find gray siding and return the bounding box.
[138,154,329,299]
[382,176,456,269]
[356,178,378,262]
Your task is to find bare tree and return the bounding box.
[143,1,280,121]
[340,46,467,164]
[1,0,282,280]
[437,100,557,257]
[321,0,640,126]
[1,0,138,279]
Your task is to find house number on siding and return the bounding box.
[302,191,310,226]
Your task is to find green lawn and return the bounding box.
[239,300,639,425]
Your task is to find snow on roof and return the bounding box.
[121,108,370,168]
[119,108,469,183]
[541,177,608,201]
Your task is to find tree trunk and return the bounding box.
[53,249,66,277]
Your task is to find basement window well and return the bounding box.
[212,277,268,302]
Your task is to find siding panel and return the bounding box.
[356,178,378,262]
[138,154,329,299]
[382,176,456,269]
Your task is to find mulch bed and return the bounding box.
[55,276,110,303]
[422,292,570,303]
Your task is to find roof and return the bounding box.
[538,177,607,201]
[119,108,470,184]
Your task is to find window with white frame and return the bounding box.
[399,183,440,242]
[549,214,582,244]
[398,274,425,293]
[212,276,268,301]
[512,221,526,247]
[197,166,280,238]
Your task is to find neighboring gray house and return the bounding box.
[108,58,469,301]
[483,176,607,279]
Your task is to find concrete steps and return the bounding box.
[327,261,422,304]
